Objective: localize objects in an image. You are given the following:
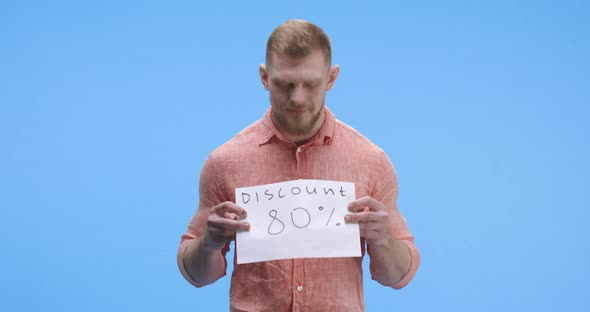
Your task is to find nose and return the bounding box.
[289,85,305,105]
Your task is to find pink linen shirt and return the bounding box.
[178,107,420,311]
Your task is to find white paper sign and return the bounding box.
[235,179,360,264]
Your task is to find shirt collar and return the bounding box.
[258,106,336,146]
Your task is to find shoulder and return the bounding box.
[333,118,388,158]
[331,118,397,197]
[208,118,265,163]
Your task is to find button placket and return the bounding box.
[292,259,304,308]
[295,146,303,178]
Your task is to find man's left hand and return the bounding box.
[345,196,392,247]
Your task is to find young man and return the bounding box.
[178,20,420,311]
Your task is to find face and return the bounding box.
[260,49,339,143]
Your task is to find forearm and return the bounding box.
[183,234,227,286]
[369,235,412,286]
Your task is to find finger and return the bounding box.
[208,227,237,241]
[224,211,238,220]
[211,201,248,219]
[203,230,232,249]
[344,211,385,223]
[348,196,385,212]
[208,217,251,232]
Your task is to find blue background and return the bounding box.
[2,1,589,311]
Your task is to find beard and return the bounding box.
[272,103,324,136]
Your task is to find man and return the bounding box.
[178,20,420,311]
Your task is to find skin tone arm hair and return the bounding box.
[346,196,412,285]
[183,202,249,285]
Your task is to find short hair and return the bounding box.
[265,19,332,66]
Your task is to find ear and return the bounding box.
[259,64,269,90]
[326,64,340,91]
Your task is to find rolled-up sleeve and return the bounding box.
[369,150,420,289]
[177,154,230,287]
[390,238,420,289]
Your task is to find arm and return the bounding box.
[367,235,412,285]
[182,202,249,286]
[177,156,249,287]
[345,197,414,286]
[345,153,420,289]
[182,231,228,286]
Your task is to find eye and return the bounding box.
[274,80,291,89]
[305,81,320,88]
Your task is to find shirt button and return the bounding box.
[296,147,302,153]
[296,285,303,292]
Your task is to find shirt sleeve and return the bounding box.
[367,150,421,290]
[177,154,231,287]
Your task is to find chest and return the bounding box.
[220,143,375,202]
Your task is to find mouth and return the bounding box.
[286,108,307,114]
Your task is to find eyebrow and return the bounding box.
[271,77,288,84]
[271,77,321,85]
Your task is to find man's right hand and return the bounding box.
[203,201,250,250]
[183,201,250,285]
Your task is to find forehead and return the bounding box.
[268,50,330,79]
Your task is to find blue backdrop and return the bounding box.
[2,1,589,311]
